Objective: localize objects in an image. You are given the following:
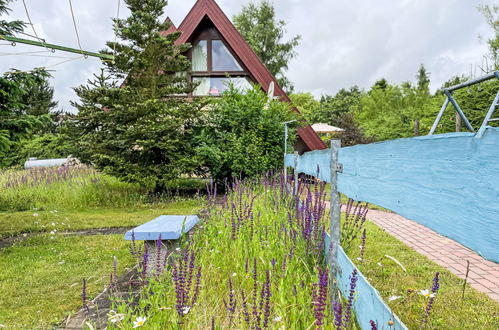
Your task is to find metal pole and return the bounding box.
[444,90,475,133]
[329,139,341,301]
[284,123,288,182]
[429,98,450,135]
[0,35,114,60]
[477,89,499,138]
[446,70,499,92]
[293,151,299,195]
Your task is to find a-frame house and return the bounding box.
[166,0,326,152]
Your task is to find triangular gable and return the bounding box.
[160,17,177,36]
[173,0,326,151]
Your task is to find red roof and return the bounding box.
[160,17,177,36]
[172,0,326,151]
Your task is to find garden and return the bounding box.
[0,0,498,328]
[1,166,497,329]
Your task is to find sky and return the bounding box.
[0,0,495,112]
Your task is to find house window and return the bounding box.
[212,40,242,71]
[193,77,252,96]
[190,38,250,96]
[192,40,208,71]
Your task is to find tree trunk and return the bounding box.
[456,112,462,132]
[414,119,420,136]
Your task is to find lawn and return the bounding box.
[0,167,205,329]
[0,200,203,239]
[0,234,134,329]
[345,220,499,329]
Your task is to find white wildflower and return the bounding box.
[232,272,237,277]
[388,295,401,301]
[133,316,147,328]
[33,213,39,217]
[273,316,282,322]
[419,289,435,298]
[182,306,191,315]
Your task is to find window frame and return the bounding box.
[188,26,251,96]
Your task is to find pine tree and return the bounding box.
[0,0,25,36]
[72,0,205,191]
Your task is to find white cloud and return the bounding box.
[0,0,496,111]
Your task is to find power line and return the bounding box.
[0,52,77,59]
[21,0,52,52]
[68,0,86,58]
[45,56,86,69]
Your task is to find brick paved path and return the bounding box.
[365,208,499,302]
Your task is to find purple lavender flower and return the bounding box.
[359,229,367,263]
[344,269,358,326]
[262,270,271,328]
[191,266,202,306]
[312,268,328,327]
[333,301,343,328]
[227,276,237,314]
[421,272,440,324]
[271,258,276,269]
[141,243,149,283]
[370,320,378,330]
[241,289,250,324]
[155,234,163,275]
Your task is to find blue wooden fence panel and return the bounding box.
[284,150,331,182]
[286,127,499,262]
[324,234,407,330]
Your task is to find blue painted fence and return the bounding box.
[286,127,499,263]
[324,234,407,330]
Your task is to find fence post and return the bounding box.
[293,151,299,195]
[283,123,288,184]
[329,139,341,301]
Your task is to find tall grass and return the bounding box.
[108,174,359,329]
[0,166,149,211]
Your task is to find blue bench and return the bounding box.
[124,215,200,241]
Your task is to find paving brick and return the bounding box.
[469,283,492,293]
[362,208,499,302]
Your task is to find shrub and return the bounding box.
[196,85,297,183]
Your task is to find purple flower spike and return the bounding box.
[422,272,440,324]
[262,270,272,328]
[344,269,358,326]
[227,276,237,314]
[370,320,378,330]
[312,268,328,327]
[141,243,149,283]
[359,229,367,263]
[155,234,163,275]
[333,301,343,328]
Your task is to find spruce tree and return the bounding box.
[72,0,205,191]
